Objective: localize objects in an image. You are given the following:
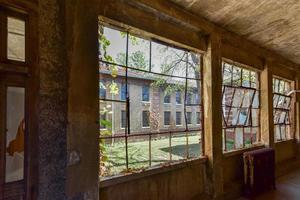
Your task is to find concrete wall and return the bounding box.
[100,159,208,200]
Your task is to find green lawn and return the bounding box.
[102,133,201,176]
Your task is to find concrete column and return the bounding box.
[38,0,68,199]
[294,73,300,155]
[260,64,274,147]
[203,34,224,199]
[65,0,99,199]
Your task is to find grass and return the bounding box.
[102,133,201,177]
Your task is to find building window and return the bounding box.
[273,78,293,141]
[176,91,182,104]
[142,111,150,128]
[164,111,171,126]
[196,112,201,125]
[121,110,126,128]
[99,21,203,177]
[120,83,127,101]
[164,93,171,104]
[186,93,193,104]
[222,61,260,152]
[142,85,150,102]
[187,112,192,125]
[176,112,182,126]
[99,81,106,99]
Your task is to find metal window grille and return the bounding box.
[273,78,293,141]
[99,23,203,177]
[222,61,260,152]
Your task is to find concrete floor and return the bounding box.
[239,169,300,200]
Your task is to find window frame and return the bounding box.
[175,91,182,105]
[164,111,171,127]
[0,7,28,67]
[272,76,294,142]
[176,111,182,126]
[142,85,150,102]
[221,60,261,152]
[142,110,150,128]
[98,20,204,178]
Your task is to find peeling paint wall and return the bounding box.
[100,161,207,200]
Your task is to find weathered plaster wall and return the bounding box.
[65,0,100,199]
[38,0,68,199]
[100,160,207,200]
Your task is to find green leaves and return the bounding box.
[109,81,119,95]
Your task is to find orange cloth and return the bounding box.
[6,119,25,156]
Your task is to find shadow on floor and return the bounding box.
[238,169,300,200]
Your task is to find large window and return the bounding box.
[142,110,150,128]
[164,111,171,126]
[99,21,203,178]
[222,61,260,152]
[273,77,293,141]
[142,85,150,102]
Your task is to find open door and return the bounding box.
[0,79,26,200]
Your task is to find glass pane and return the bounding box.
[235,128,244,149]
[100,137,126,177]
[99,101,126,136]
[5,87,25,183]
[128,34,150,70]
[99,26,127,65]
[128,136,149,170]
[151,42,187,77]
[151,135,170,166]
[187,52,201,79]
[171,132,187,160]
[7,17,25,62]
[232,66,241,86]
[222,63,232,85]
[188,131,201,158]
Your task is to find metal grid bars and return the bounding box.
[273,78,293,141]
[99,24,203,177]
[222,61,260,152]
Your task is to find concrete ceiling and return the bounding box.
[169,0,300,64]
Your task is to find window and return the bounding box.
[222,61,260,152]
[142,111,150,127]
[121,83,127,101]
[176,112,182,126]
[196,112,201,125]
[164,111,171,126]
[187,112,192,125]
[142,85,150,102]
[7,16,26,62]
[176,91,182,104]
[164,93,171,104]
[186,93,193,104]
[99,81,106,99]
[121,110,126,128]
[99,21,203,177]
[273,78,293,141]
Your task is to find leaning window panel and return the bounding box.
[222,61,260,152]
[98,20,203,178]
[273,77,293,142]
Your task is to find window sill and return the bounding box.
[275,139,294,144]
[100,157,207,188]
[223,143,265,158]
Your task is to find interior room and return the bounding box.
[1,0,300,199]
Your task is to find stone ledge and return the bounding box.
[100,157,207,188]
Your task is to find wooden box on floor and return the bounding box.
[243,148,275,197]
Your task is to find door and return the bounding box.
[0,77,26,200]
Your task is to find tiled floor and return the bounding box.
[239,169,300,200]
